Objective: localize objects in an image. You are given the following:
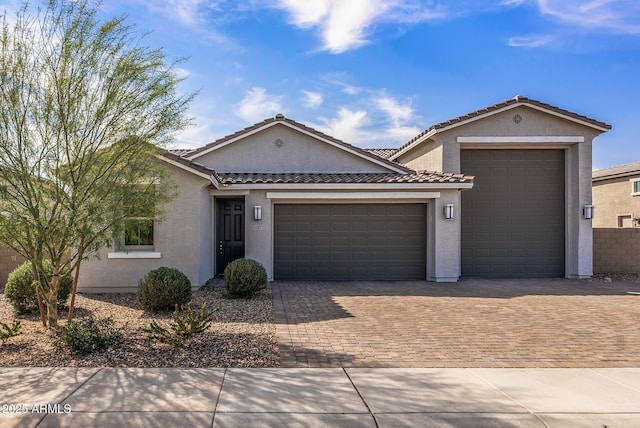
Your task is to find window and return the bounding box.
[618,215,632,228]
[124,219,154,246]
[631,179,640,195]
[122,186,155,249]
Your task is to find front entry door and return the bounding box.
[216,198,245,275]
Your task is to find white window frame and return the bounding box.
[630,178,640,196]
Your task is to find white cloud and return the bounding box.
[518,0,640,34]
[317,108,370,142]
[302,90,323,108]
[236,87,284,123]
[375,96,414,127]
[508,34,555,47]
[273,0,445,53]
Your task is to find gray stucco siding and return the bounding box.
[77,164,212,292]
[194,124,392,173]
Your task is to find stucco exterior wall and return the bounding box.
[592,177,640,228]
[396,138,443,172]
[401,104,601,278]
[0,246,24,288]
[427,189,462,281]
[195,124,391,173]
[78,165,212,293]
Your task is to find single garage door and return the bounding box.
[461,149,565,277]
[274,204,426,280]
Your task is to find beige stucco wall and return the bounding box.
[77,165,212,293]
[592,177,640,228]
[195,124,392,173]
[396,138,443,172]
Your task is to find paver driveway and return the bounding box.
[272,278,640,368]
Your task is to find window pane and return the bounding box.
[635,181,640,193]
[124,219,154,246]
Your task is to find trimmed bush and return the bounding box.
[224,258,267,299]
[56,316,122,355]
[137,267,192,312]
[4,260,73,314]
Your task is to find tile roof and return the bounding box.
[162,151,473,185]
[169,149,195,157]
[217,171,473,185]
[366,148,399,159]
[593,161,640,181]
[394,96,612,157]
[185,114,412,173]
[162,152,225,182]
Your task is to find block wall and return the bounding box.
[593,228,640,273]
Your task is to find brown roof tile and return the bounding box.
[593,161,640,181]
[366,148,399,159]
[217,171,473,185]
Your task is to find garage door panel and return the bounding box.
[461,149,564,278]
[275,203,426,280]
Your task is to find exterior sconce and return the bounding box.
[254,205,262,221]
[444,203,454,220]
[583,204,594,220]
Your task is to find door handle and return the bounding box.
[218,240,223,255]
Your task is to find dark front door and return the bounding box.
[216,198,245,275]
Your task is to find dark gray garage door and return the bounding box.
[461,149,565,277]
[274,204,426,280]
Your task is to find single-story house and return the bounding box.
[78,96,611,292]
[592,162,640,228]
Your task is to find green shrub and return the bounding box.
[0,320,21,345]
[4,260,73,314]
[137,267,192,312]
[224,258,267,299]
[56,316,122,355]
[144,301,218,347]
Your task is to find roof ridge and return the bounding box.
[593,160,640,172]
[186,114,412,173]
[392,96,612,159]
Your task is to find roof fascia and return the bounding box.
[391,102,609,160]
[389,128,438,161]
[157,154,220,187]
[215,182,473,190]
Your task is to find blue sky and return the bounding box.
[5,1,640,169]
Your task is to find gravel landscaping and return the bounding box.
[0,282,279,368]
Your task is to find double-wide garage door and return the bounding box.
[461,149,565,277]
[274,204,426,280]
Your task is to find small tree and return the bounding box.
[0,0,193,327]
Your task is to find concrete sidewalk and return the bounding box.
[2,368,640,427]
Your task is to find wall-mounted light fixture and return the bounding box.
[254,205,262,221]
[583,204,594,220]
[444,203,454,220]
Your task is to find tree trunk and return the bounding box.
[68,254,82,321]
[46,265,61,328]
[31,260,46,327]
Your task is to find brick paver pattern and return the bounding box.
[272,279,640,368]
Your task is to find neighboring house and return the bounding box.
[78,96,610,292]
[592,162,640,228]
[592,162,640,273]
